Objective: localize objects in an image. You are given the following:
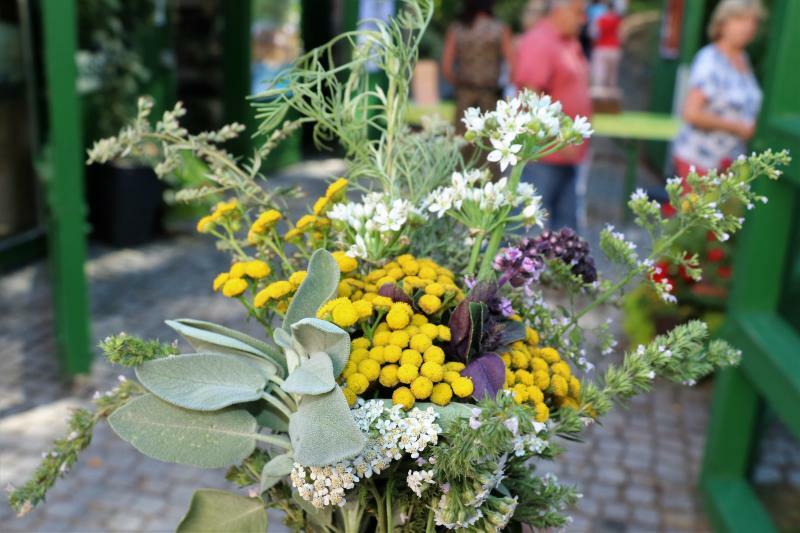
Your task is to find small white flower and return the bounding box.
[461,107,485,132]
[572,115,593,139]
[487,135,522,171]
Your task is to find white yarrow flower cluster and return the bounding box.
[406,469,435,497]
[291,400,441,508]
[461,89,592,171]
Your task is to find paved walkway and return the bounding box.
[1,148,797,532]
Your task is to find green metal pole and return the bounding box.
[222,0,253,157]
[41,0,91,375]
[678,0,707,65]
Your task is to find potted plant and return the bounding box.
[78,0,164,246]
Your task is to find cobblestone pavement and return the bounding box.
[1,149,796,532]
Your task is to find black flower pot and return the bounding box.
[86,163,164,246]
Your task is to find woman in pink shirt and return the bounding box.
[513,0,591,230]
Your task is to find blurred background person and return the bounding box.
[581,0,608,57]
[441,0,514,135]
[514,0,590,230]
[590,1,623,97]
[672,0,765,182]
[503,0,548,99]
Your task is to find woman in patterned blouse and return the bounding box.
[672,0,765,182]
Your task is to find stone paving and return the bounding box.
[1,147,797,532]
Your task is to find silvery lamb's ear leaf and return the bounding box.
[289,387,365,466]
[177,489,267,533]
[136,353,268,411]
[166,319,284,377]
[291,318,350,377]
[274,327,302,374]
[283,249,340,329]
[281,351,336,395]
[260,454,294,493]
[108,394,258,468]
[254,403,290,433]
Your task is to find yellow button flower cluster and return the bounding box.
[339,316,473,410]
[500,327,582,423]
[212,259,272,298]
[196,199,240,234]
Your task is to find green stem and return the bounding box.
[424,503,435,533]
[253,433,292,450]
[260,391,293,419]
[476,163,525,279]
[464,232,484,277]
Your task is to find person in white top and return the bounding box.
[672,0,765,182]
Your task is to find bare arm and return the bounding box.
[501,25,514,81]
[441,27,458,86]
[682,88,755,141]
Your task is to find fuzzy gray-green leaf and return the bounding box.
[291,318,350,377]
[260,454,294,493]
[166,319,284,376]
[289,387,365,466]
[283,249,340,329]
[281,351,336,395]
[177,489,267,533]
[108,394,257,468]
[136,353,268,411]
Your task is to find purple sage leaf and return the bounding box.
[378,283,413,305]
[461,353,505,400]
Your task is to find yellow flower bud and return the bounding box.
[222,278,248,297]
[430,383,453,406]
[452,377,474,398]
[392,386,415,409]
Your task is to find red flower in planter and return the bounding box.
[651,261,675,291]
[718,266,733,280]
[707,248,725,263]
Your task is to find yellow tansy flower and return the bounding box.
[331,251,358,274]
[331,300,358,328]
[430,383,453,406]
[452,377,474,398]
[245,260,271,279]
[196,215,216,233]
[325,177,348,199]
[392,387,415,409]
[418,294,442,314]
[222,278,248,297]
[346,373,369,394]
[289,270,307,288]
[213,272,229,292]
[312,196,329,216]
[379,365,400,387]
[410,376,433,400]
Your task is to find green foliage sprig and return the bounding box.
[99,333,178,367]
[7,379,142,516]
[581,320,740,417]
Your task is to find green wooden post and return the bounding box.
[222,0,253,158]
[700,1,800,530]
[41,0,91,375]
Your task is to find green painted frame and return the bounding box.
[700,0,800,530]
[41,0,92,374]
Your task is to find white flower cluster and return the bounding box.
[599,224,639,268]
[649,264,677,304]
[423,170,545,229]
[462,89,593,171]
[406,469,435,497]
[291,400,441,508]
[329,192,422,259]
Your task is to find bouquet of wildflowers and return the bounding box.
[9,2,789,531]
